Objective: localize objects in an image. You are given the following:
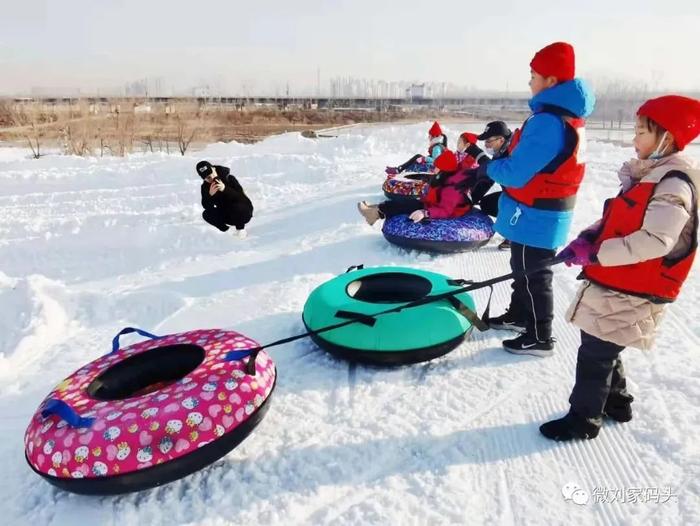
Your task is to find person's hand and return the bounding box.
[409,209,428,223]
[209,179,225,195]
[556,237,598,267]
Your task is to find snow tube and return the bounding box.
[24,328,276,495]
[382,173,431,201]
[302,266,476,364]
[382,210,494,253]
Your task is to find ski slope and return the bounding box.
[0,123,698,526]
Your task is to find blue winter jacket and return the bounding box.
[486,79,596,249]
[425,143,444,165]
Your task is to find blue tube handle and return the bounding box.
[111,327,162,354]
[41,398,95,429]
[223,349,255,361]
[223,348,260,376]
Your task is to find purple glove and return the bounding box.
[385,166,399,175]
[557,237,599,267]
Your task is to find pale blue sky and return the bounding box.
[1,0,699,95]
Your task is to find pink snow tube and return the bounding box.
[24,327,276,495]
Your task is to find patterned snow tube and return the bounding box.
[303,266,476,365]
[382,173,431,201]
[382,210,495,253]
[24,328,276,495]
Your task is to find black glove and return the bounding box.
[471,175,495,204]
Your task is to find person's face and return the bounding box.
[457,137,466,151]
[529,69,557,96]
[485,136,505,152]
[633,116,674,160]
[204,174,216,184]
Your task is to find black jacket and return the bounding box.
[200,165,253,216]
[463,140,513,203]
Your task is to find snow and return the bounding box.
[1,123,699,526]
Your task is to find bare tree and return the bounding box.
[176,115,198,156]
[141,135,154,153]
[26,122,43,159]
[111,111,136,156]
[0,101,13,127]
[11,108,44,159]
[62,123,92,156]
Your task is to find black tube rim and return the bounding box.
[305,319,471,365]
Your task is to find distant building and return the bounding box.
[409,84,427,100]
[30,86,81,97]
[125,79,148,97]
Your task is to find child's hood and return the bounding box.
[529,78,596,118]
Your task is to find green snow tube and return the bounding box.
[302,266,477,365]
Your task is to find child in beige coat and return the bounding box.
[541,95,700,441]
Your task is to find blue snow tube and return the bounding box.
[382,210,495,253]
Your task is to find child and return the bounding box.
[456,132,480,171]
[386,121,447,174]
[197,160,253,237]
[540,95,700,441]
[479,42,595,356]
[360,150,472,224]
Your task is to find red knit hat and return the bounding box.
[530,42,575,82]
[428,121,443,137]
[460,132,479,144]
[637,95,700,151]
[434,150,458,172]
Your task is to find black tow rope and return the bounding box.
[232,256,566,374]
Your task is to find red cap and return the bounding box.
[433,150,458,172]
[428,121,443,137]
[460,132,479,144]
[637,95,700,151]
[530,42,575,82]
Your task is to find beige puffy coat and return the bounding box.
[567,153,700,349]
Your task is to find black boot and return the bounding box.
[604,393,634,422]
[540,410,602,441]
[603,358,633,422]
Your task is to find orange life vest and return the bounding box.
[504,108,586,211]
[583,171,697,303]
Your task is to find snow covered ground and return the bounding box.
[0,123,698,526]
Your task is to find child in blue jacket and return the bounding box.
[386,121,447,174]
[472,42,596,356]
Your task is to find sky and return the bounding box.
[1,0,699,96]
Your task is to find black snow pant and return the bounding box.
[202,206,252,232]
[507,241,556,340]
[378,199,424,219]
[477,191,500,218]
[569,330,628,418]
[397,154,424,172]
